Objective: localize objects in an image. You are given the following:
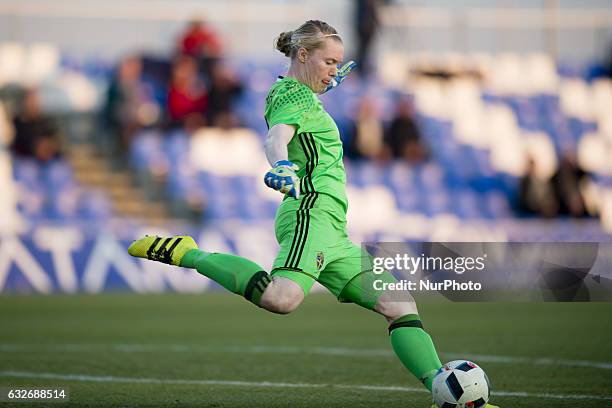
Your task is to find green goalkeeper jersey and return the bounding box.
[264,76,348,215]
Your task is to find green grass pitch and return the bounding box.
[0,293,611,407]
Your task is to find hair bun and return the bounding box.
[276,31,294,57]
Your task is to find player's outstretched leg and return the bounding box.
[128,235,273,306]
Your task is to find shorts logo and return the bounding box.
[316,252,324,270]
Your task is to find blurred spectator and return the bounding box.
[354,0,383,76]
[604,38,612,79]
[178,19,223,80]
[384,98,428,163]
[167,56,208,132]
[551,152,590,218]
[0,101,14,147]
[0,101,21,232]
[11,88,61,162]
[518,157,558,217]
[347,97,386,160]
[206,63,243,126]
[213,111,241,130]
[103,55,156,153]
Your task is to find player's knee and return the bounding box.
[261,291,302,314]
[260,279,304,314]
[375,291,418,322]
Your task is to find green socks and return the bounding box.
[389,314,442,391]
[180,249,271,305]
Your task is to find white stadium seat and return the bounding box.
[600,189,612,233]
[591,79,612,132]
[23,43,60,85]
[346,184,399,234]
[524,53,559,94]
[413,78,449,119]
[378,52,410,89]
[486,53,527,95]
[56,70,100,112]
[523,131,558,179]
[0,42,26,86]
[559,78,594,121]
[190,127,269,177]
[577,132,612,175]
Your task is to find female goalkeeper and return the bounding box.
[128,19,497,408]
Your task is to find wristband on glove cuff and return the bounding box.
[274,160,295,167]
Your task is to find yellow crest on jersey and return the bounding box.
[316,252,324,270]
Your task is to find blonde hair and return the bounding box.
[275,20,342,59]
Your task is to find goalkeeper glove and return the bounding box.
[322,60,357,94]
[264,160,300,199]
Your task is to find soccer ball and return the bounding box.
[432,360,490,408]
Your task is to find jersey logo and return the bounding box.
[316,252,325,270]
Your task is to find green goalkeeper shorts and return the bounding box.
[271,193,396,309]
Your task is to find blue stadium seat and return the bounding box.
[206,195,238,220]
[130,130,163,171]
[483,191,513,219]
[164,130,190,164]
[452,189,483,219]
[358,161,385,186]
[13,158,42,188]
[46,186,79,221]
[423,190,451,216]
[44,160,74,190]
[395,190,424,213]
